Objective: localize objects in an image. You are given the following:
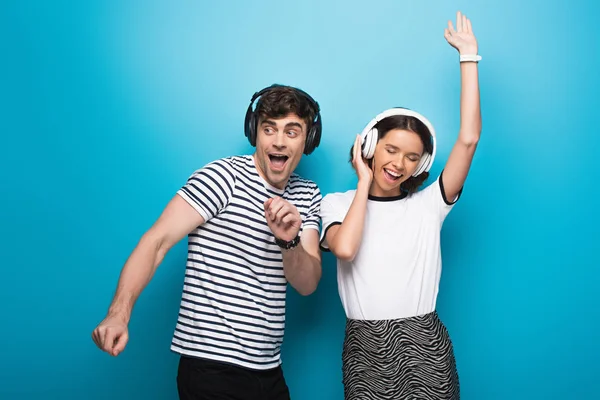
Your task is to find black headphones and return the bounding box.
[244,84,322,155]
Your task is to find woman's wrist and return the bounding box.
[357,179,371,193]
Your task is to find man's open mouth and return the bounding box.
[269,154,289,170]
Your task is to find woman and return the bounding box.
[319,11,481,400]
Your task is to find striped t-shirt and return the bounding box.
[170,154,321,370]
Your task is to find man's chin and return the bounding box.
[265,170,287,187]
[268,161,293,174]
[268,167,286,175]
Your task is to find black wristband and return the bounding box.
[274,234,300,250]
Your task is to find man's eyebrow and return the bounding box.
[284,122,303,130]
[260,119,277,127]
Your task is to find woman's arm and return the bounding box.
[441,11,482,201]
[326,135,372,262]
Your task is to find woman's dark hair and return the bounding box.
[350,115,434,195]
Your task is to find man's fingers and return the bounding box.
[281,213,300,225]
[268,199,285,221]
[265,197,300,231]
[265,198,279,221]
[267,197,295,220]
[112,332,129,356]
[264,198,274,215]
[102,329,117,353]
[91,328,100,347]
[273,206,292,224]
[264,198,273,208]
[96,327,107,349]
[277,205,301,226]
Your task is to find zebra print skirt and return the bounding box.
[342,311,460,400]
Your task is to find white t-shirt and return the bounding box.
[319,173,461,320]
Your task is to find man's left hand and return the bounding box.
[264,197,302,242]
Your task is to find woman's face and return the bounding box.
[369,129,424,197]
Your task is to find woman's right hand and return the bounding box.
[352,135,373,187]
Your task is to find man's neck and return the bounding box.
[252,153,288,190]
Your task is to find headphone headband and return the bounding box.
[359,107,437,177]
[249,85,321,114]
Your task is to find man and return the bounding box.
[92,84,324,400]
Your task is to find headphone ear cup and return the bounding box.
[423,152,431,173]
[244,103,257,146]
[249,113,257,146]
[360,132,368,158]
[362,128,377,159]
[304,126,315,155]
[412,152,429,177]
[306,114,322,155]
[244,101,254,145]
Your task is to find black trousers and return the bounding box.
[177,355,291,400]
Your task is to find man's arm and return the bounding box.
[264,196,322,296]
[281,228,321,296]
[92,195,204,356]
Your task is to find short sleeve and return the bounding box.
[177,158,237,222]
[319,192,351,250]
[302,184,322,233]
[418,169,463,222]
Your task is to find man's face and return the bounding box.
[253,113,307,189]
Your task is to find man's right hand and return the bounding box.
[92,314,129,356]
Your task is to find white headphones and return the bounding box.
[360,107,437,177]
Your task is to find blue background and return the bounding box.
[2,1,599,399]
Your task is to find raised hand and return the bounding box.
[264,197,302,242]
[444,11,478,55]
[352,135,373,186]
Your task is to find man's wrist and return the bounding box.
[106,312,129,325]
[275,234,301,250]
[107,303,132,324]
